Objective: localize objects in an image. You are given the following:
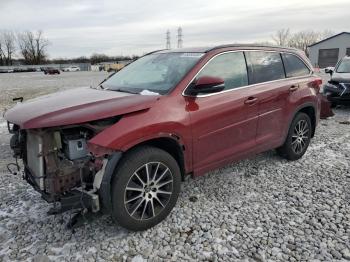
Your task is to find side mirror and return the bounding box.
[325,67,334,75]
[189,76,225,95]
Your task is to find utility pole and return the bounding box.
[166,30,171,49]
[177,27,183,48]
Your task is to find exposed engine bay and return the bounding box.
[7,118,119,217]
[25,127,91,195]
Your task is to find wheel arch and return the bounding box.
[128,137,187,181]
[298,105,316,138]
[282,102,317,145]
[99,136,187,214]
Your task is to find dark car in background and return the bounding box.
[43,67,60,75]
[324,56,350,107]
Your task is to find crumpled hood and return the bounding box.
[4,87,160,129]
[331,72,350,83]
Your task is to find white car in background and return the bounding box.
[62,66,80,72]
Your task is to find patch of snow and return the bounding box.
[131,255,145,262]
[140,89,159,95]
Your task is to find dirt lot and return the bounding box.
[0,71,109,112]
[0,72,349,261]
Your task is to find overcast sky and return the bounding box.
[1,0,349,58]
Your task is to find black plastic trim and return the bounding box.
[99,152,123,214]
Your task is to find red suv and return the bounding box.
[5,45,322,231]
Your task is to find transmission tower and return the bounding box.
[177,27,183,48]
[166,30,171,49]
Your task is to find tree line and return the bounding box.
[270,28,334,54]
[50,53,139,65]
[0,30,138,66]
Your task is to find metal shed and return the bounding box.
[308,32,350,68]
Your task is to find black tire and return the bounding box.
[277,112,312,161]
[111,146,181,231]
[330,102,337,108]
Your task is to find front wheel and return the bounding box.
[277,112,312,160]
[111,146,181,231]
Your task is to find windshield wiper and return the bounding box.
[112,88,139,94]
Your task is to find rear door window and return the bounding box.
[282,53,310,77]
[245,51,285,84]
[197,52,248,91]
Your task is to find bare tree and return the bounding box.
[272,28,290,46]
[17,30,49,64]
[0,31,16,65]
[271,29,335,55]
[0,35,4,66]
[320,29,334,40]
[90,53,110,64]
[288,30,325,55]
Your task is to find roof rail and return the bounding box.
[205,44,299,52]
[144,49,168,56]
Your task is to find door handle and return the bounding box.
[244,97,258,105]
[289,84,299,91]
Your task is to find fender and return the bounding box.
[89,132,190,176]
[88,100,193,173]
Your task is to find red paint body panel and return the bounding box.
[187,89,258,173]
[4,46,322,177]
[4,87,159,129]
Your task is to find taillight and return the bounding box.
[311,78,322,93]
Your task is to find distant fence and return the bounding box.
[0,63,91,72]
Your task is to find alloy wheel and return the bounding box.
[291,119,309,154]
[124,162,173,220]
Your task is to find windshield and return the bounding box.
[336,59,350,73]
[102,52,204,94]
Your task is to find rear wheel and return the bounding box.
[277,112,312,160]
[111,146,181,231]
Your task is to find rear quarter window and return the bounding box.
[282,53,310,77]
[245,51,285,84]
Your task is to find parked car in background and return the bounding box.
[62,66,80,72]
[0,68,14,73]
[4,45,322,231]
[13,68,31,73]
[43,67,60,75]
[324,56,350,107]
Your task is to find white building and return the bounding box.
[308,32,350,68]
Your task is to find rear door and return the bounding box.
[187,51,259,173]
[245,51,291,148]
[281,51,313,120]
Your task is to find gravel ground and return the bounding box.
[0,72,349,261]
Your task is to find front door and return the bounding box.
[186,51,259,174]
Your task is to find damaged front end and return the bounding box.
[7,119,118,218]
